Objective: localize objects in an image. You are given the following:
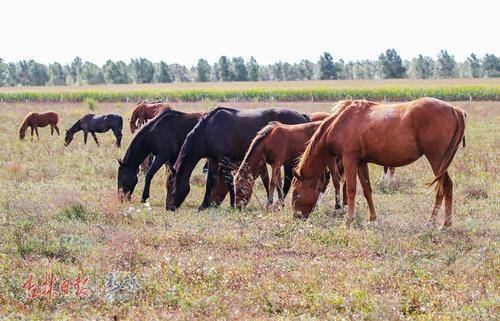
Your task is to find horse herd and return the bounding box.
[18,98,466,228]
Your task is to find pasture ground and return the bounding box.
[0,100,498,320]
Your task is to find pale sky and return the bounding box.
[1,0,498,65]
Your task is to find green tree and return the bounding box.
[247,56,259,81]
[69,56,83,84]
[170,63,190,82]
[282,62,299,80]
[103,60,130,84]
[436,50,457,78]
[463,54,482,78]
[319,52,340,80]
[378,49,406,79]
[155,61,172,83]
[48,62,67,85]
[271,62,284,81]
[82,62,104,84]
[196,58,211,82]
[130,58,155,83]
[232,57,248,81]
[218,56,233,81]
[0,59,8,87]
[482,54,500,77]
[297,59,315,80]
[6,63,18,86]
[411,55,434,79]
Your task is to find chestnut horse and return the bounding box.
[234,120,343,210]
[292,98,466,228]
[19,111,60,140]
[129,101,171,133]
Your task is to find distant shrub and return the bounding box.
[84,97,97,110]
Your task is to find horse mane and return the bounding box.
[241,121,281,167]
[122,109,178,165]
[174,107,235,170]
[19,112,36,131]
[297,100,356,174]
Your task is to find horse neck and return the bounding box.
[298,127,334,180]
[68,120,81,134]
[122,133,151,168]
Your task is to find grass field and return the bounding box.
[0,100,498,320]
[0,79,499,103]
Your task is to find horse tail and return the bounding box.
[428,107,466,190]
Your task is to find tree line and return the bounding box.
[0,50,498,87]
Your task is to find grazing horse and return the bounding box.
[117,108,265,204]
[167,107,310,211]
[292,98,466,228]
[234,120,343,210]
[64,114,123,147]
[129,101,170,133]
[19,111,60,140]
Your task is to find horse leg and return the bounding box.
[389,167,396,189]
[425,155,448,227]
[30,127,34,140]
[276,168,284,206]
[442,172,453,228]
[113,129,122,147]
[357,163,376,221]
[259,162,270,200]
[268,166,282,210]
[327,161,341,210]
[50,125,54,135]
[283,165,293,198]
[83,132,88,144]
[343,157,358,224]
[141,156,165,203]
[219,156,235,207]
[199,161,217,211]
[34,127,39,140]
[55,125,60,136]
[91,132,99,146]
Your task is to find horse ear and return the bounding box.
[292,169,301,179]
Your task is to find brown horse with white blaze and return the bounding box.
[292,98,466,228]
[234,120,342,210]
[19,111,60,140]
[129,101,171,133]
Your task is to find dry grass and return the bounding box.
[0,100,498,320]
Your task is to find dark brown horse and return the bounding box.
[129,101,170,133]
[234,120,343,210]
[64,114,123,147]
[167,107,311,211]
[292,98,466,228]
[19,111,60,140]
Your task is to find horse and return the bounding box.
[19,111,60,140]
[234,120,344,210]
[166,107,311,211]
[292,98,466,228]
[129,101,171,133]
[64,113,123,147]
[117,108,268,204]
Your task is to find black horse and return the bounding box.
[65,113,123,147]
[167,107,310,211]
[117,108,203,202]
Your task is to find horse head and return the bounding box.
[117,159,139,201]
[64,129,74,146]
[291,169,321,218]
